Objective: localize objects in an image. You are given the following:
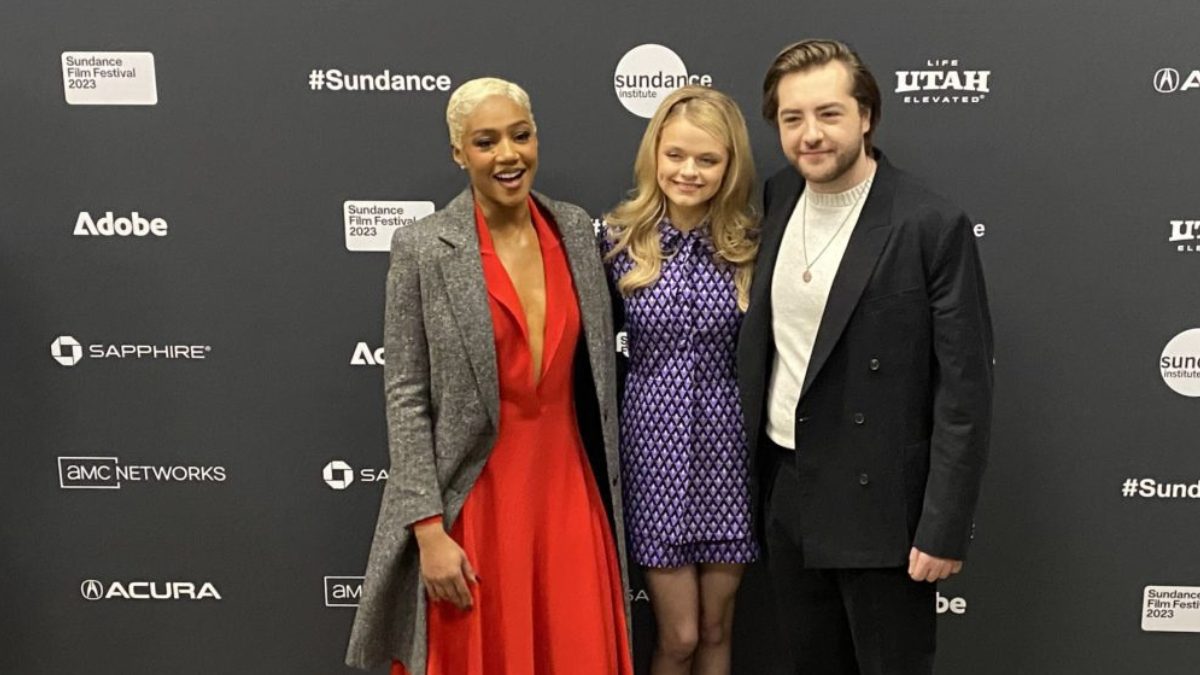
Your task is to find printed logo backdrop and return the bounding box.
[4,2,1200,673]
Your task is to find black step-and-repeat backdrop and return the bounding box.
[4,1,1200,673]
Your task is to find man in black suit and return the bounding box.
[737,39,993,674]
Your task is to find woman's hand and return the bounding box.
[414,521,478,609]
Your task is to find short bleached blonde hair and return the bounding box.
[445,77,536,149]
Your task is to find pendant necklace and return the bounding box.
[801,179,872,283]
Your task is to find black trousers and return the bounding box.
[764,442,936,675]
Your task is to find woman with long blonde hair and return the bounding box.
[603,85,758,675]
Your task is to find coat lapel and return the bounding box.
[436,188,501,429]
[747,170,803,332]
[538,192,610,410]
[798,154,897,401]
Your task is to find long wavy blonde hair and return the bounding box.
[605,86,758,310]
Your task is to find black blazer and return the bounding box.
[737,150,994,568]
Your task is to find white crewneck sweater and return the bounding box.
[766,173,875,449]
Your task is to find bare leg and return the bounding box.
[645,565,701,675]
[693,563,745,675]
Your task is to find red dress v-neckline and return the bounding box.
[473,199,567,389]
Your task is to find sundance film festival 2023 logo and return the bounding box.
[1143,586,1200,633]
[58,456,226,490]
[51,335,210,366]
[322,460,387,490]
[895,59,990,104]
[62,52,157,105]
[1154,67,1200,94]
[344,201,432,252]
[1160,329,1200,397]
[613,44,712,118]
[81,579,221,601]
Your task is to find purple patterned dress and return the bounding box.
[604,218,759,568]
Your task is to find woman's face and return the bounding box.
[454,95,538,213]
[655,116,727,217]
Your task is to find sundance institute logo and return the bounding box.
[613,44,712,118]
[1160,329,1200,397]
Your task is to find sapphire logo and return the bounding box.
[323,460,355,490]
[49,335,211,365]
[52,336,83,366]
[81,579,104,601]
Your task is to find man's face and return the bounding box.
[775,61,871,191]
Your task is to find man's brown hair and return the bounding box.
[761,39,882,151]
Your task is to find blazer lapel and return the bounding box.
[749,170,802,319]
[799,156,897,401]
[538,192,610,408]
[436,188,501,429]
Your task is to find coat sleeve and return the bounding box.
[913,212,994,560]
[383,229,443,526]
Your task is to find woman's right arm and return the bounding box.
[384,231,477,610]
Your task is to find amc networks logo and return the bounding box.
[325,576,364,607]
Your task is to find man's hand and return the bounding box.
[908,547,963,582]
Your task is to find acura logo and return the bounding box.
[52,335,83,367]
[81,579,104,601]
[1155,67,1181,93]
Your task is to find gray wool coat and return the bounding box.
[344,187,631,672]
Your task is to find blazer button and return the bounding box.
[869,358,880,371]
[859,473,870,486]
[853,412,865,425]
[611,477,619,488]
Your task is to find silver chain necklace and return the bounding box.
[801,178,872,283]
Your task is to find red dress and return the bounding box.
[395,199,633,675]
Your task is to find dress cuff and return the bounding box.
[408,514,443,530]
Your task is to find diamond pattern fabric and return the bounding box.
[604,218,759,568]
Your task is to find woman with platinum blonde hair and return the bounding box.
[603,85,759,675]
[347,77,633,675]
